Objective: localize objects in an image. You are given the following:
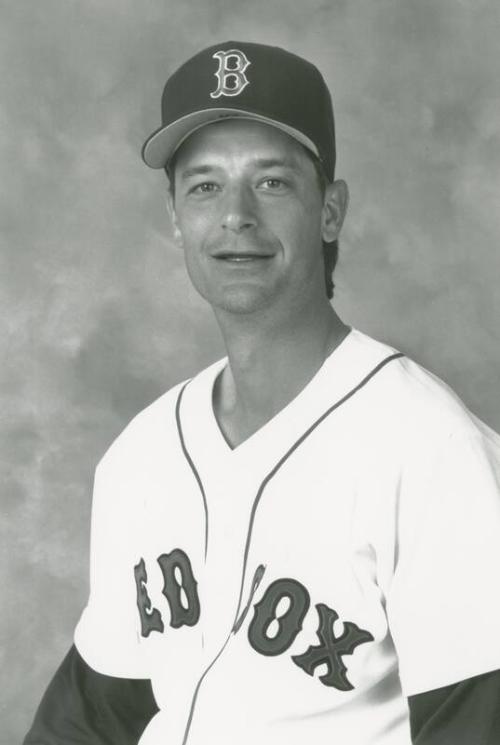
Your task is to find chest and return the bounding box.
[131,424,396,670]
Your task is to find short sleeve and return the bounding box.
[387,423,500,696]
[74,458,149,679]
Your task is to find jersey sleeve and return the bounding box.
[387,421,500,696]
[74,455,148,679]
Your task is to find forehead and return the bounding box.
[173,118,313,172]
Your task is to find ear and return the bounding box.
[321,179,349,243]
[165,185,183,247]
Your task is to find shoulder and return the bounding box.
[348,333,500,595]
[95,357,225,478]
[347,328,497,446]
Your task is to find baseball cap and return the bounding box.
[141,40,336,181]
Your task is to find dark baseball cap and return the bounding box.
[141,40,336,181]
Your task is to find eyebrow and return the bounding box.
[252,157,299,170]
[179,165,216,180]
[178,157,300,180]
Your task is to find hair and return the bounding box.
[165,142,339,300]
[305,152,338,300]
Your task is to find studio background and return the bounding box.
[2,1,499,742]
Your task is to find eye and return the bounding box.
[258,177,290,193]
[261,178,285,189]
[189,182,219,195]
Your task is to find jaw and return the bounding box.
[209,278,281,316]
[185,252,280,315]
[185,243,329,323]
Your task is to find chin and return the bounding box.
[212,285,275,315]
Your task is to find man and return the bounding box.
[25,41,500,745]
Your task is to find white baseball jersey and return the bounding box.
[75,328,500,745]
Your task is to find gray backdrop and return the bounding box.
[2,1,499,742]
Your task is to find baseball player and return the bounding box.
[25,41,500,745]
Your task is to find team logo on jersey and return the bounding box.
[247,578,310,656]
[134,548,200,637]
[247,578,374,691]
[292,603,374,691]
[134,550,374,691]
[210,49,251,99]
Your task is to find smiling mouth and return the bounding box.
[213,253,274,262]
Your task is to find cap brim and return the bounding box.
[141,108,320,169]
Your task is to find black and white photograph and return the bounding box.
[2,2,500,744]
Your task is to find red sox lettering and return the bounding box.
[134,549,374,692]
[134,548,200,637]
[292,603,374,692]
[134,557,165,636]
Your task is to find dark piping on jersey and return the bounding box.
[175,382,209,560]
[175,351,404,745]
[233,563,267,633]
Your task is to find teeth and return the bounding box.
[219,255,269,260]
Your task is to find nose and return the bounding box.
[220,183,257,233]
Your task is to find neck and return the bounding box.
[212,298,349,447]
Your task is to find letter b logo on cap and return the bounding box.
[210,49,251,99]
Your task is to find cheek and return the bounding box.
[175,212,217,290]
[176,205,217,249]
[273,205,323,255]
[181,244,212,301]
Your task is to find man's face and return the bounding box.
[168,119,345,317]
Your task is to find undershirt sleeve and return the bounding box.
[408,669,500,744]
[23,644,158,745]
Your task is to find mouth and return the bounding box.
[212,252,274,263]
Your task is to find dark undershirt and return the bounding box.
[408,668,500,744]
[24,645,500,744]
[23,646,158,745]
